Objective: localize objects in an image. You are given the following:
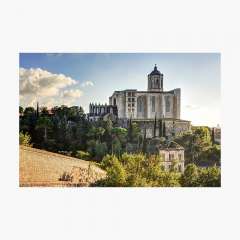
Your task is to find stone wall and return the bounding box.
[133,119,191,138]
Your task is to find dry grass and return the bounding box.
[19,146,106,187]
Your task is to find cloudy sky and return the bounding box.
[19,53,220,127]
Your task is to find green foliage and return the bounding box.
[19,106,24,114]
[75,150,91,160]
[98,155,220,187]
[95,142,108,160]
[159,120,163,137]
[128,121,141,143]
[19,131,32,147]
[162,121,166,137]
[112,138,122,156]
[24,107,35,116]
[181,163,221,187]
[101,155,126,186]
[181,164,200,187]
[87,140,97,156]
[198,166,221,187]
[99,153,182,187]
[175,127,220,167]
[36,116,53,141]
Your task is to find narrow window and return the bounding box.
[152,96,155,112]
[165,96,170,112]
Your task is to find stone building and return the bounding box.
[158,142,185,172]
[146,138,185,172]
[88,103,117,121]
[108,65,191,138]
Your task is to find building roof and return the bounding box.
[149,65,161,76]
[148,138,184,151]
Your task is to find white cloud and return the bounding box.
[62,89,83,98]
[19,68,82,107]
[81,81,94,87]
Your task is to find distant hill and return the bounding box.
[19,146,106,187]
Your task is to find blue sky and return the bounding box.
[19,53,220,127]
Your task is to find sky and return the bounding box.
[19,53,220,127]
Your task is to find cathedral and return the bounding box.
[89,65,191,138]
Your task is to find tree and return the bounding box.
[153,114,157,138]
[159,120,162,137]
[95,127,105,142]
[142,125,147,154]
[181,164,199,187]
[19,106,24,115]
[40,107,48,116]
[24,107,35,116]
[19,131,32,147]
[162,121,166,137]
[112,127,127,142]
[112,138,122,156]
[36,116,52,142]
[198,166,221,187]
[95,142,108,161]
[175,127,214,166]
[104,156,127,186]
[128,117,133,142]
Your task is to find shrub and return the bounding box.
[75,150,91,160]
[19,131,32,147]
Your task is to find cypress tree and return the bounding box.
[36,102,39,118]
[153,114,157,138]
[159,119,162,137]
[163,121,166,137]
[128,117,133,142]
[142,125,147,154]
[172,121,175,137]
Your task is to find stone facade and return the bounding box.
[88,65,191,138]
[109,89,181,120]
[159,148,184,172]
[88,103,118,121]
[108,65,190,137]
[132,118,191,138]
[146,138,185,172]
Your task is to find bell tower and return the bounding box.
[148,64,163,91]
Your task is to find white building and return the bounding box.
[108,65,191,138]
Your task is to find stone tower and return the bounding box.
[148,64,163,91]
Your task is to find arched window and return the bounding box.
[113,98,116,106]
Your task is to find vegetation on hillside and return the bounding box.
[92,154,220,187]
[19,105,221,187]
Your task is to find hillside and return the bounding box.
[19,146,106,187]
